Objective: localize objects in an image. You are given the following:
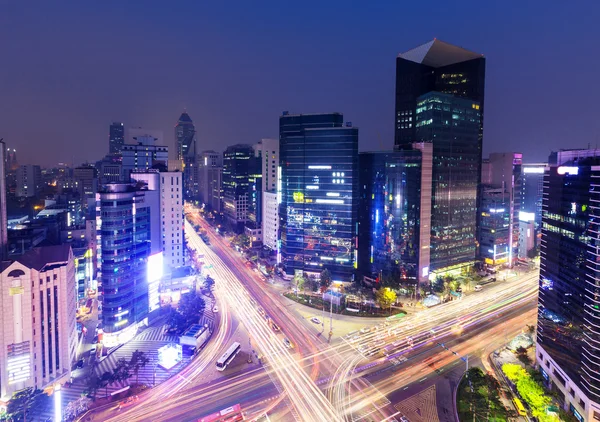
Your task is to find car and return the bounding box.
[283,338,294,348]
[76,359,84,368]
[474,284,483,292]
[271,323,281,332]
[311,317,321,324]
[213,305,219,313]
[360,327,370,334]
[400,417,409,422]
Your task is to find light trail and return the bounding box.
[187,220,341,422]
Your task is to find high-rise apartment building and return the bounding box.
[0,244,77,399]
[414,92,481,272]
[358,144,432,285]
[109,122,125,155]
[279,112,358,282]
[175,112,198,200]
[96,182,160,345]
[254,139,279,192]
[73,165,98,214]
[222,144,255,232]
[16,165,42,198]
[395,39,485,147]
[536,153,600,421]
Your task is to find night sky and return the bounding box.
[2,1,599,167]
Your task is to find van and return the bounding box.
[474,284,483,292]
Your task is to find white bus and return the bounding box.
[216,342,241,371]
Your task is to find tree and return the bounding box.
[167,307,187,332]
[320,269,332,291]
[85,371,102,399]
[515,346,532,365]
[112,357,131,384]
[7,388,49,422]
[293,272,306,295]
[99,371,113,397]
[130,350,150,385]
[64,396,92,420]
[179,292,206,324]
[375,288,397,311]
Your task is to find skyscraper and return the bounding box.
[222,144,255,232]
[279,112,358,282]
[479,152,522,266]
[96,182,159,345]
[415,92,481,272]
[109,122,125,155]
[175,112,198,200]
[358,144,432,286]
[198,150,222,207]
[394,39,485,147]
[536,153,600,421]
[16,164,42,198]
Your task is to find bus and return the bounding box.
[512,397,527,416]
[199,403,244,422]
[216,342,241,371]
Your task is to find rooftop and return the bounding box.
[398,39,483,68]
[15,244,71,271]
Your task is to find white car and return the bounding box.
[310,317,321,324]
[212,305,219,313]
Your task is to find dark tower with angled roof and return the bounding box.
[395,40,486,273]
[394,39,485,147]
[175,111,198,199]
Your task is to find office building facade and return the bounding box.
[415,92,481,272]
[263,191,279,252]
[109,122,125,155]
[16,165,42,198]
[520,163,546,231]
[395,39,485,148]
[0,245,77,400]
[121,135,169,179]
[175,112,198,200]
[198,150,222,207]
[279,112,358,282]
[479,152,522,266]
[222,144,255,232]
[536,156,600,421]
[358,144,432,286]
[96,182,159,345]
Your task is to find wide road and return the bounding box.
[82,206,539,421]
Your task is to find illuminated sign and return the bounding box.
[422,266,429,278]
[489,208,505,213]
[293,192,305,203]
[315,199,343,205]
[519,211,535,222]
[306,185,319,190]
[308,165,331,170]
[557,166,578,175]
[9,286,24,296]
[523,167,545,174]
[326,192,340,197]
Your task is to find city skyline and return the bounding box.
[3,2,600,167]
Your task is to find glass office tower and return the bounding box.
[222,144,255,232]
[358,145,432,286]
[536,157,600,421]
[415,92,481,271]
[96,183,156,345]
[395,39,485,148]
[279,112,358,282]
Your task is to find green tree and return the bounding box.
[293,272,306,295]
[515,346,532,365]
[112,357,131,384]
[167,307,187,332]
[130,349,150,385]
[375,288,397,311]
[320,269,332,291]
[179,292,206,324]
[7,388,49,422]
